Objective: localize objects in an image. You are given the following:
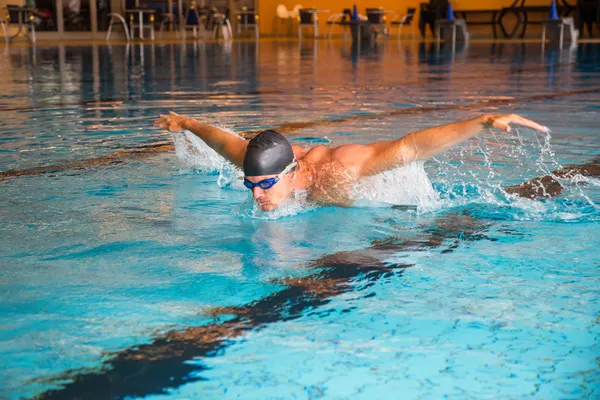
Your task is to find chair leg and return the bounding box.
[124,20,131,41]
[106,19,114,40]
[398,24,403,40]
[225,19,232,39]
[29,22,35,43]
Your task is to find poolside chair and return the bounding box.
[542,17,579,48]
[290,4,303,20]
[128,9,156,40]
[206,7,232,40]
[237,7,259,38]
[63,0,87,31]
[158,1,179,38]
[325,8,351,38]
[106,0,133,41]
[297,8,315,39]
[275,4,289,37]
[365,8,387,38]
[27,0,55,31]
[391,8,416,40]
[183,1,205,38]
[6,5,37,43]
[106,12,130,40]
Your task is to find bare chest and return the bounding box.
[304,162,359,207]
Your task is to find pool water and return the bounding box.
[0,40,599,399]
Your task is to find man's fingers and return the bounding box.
[511,115,550,133]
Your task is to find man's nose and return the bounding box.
[252,187,264,199]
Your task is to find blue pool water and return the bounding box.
[0,40,599,399]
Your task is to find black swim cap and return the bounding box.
[243,130,295,176]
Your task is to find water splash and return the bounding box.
[350,162,441,212]
[171,127,599,221]
[431,128,600,222]
[172,128,236,175]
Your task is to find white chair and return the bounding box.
[390,8,416,40]
[210,11,232,40]
[275,4,289,37]
[106,12,131,41]
[290,4,302,20]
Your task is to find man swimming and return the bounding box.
[154,112,549,211]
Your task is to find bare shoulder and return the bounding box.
[330,144,374,168]
[296,145,333,164]
[295,143,376,174]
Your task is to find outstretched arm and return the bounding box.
[154,112,248,168]
[357,114,549,176]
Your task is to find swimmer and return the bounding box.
[154,113,549,211]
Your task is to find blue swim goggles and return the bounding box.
[243,161,297,190]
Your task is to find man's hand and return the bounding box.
[153,112,188,132]
[481,114,549,133]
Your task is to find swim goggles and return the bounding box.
[243,160,297,190]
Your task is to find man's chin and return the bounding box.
[259,203,277,211]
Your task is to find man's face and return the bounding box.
[244,173,294,211]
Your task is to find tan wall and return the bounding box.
[257,0,555,37]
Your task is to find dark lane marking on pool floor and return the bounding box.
[3,87,600,182]
[506,158,600,199]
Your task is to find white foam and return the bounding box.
[350,162,441,212]
[237,190,318,219]
[172,128,241,175]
